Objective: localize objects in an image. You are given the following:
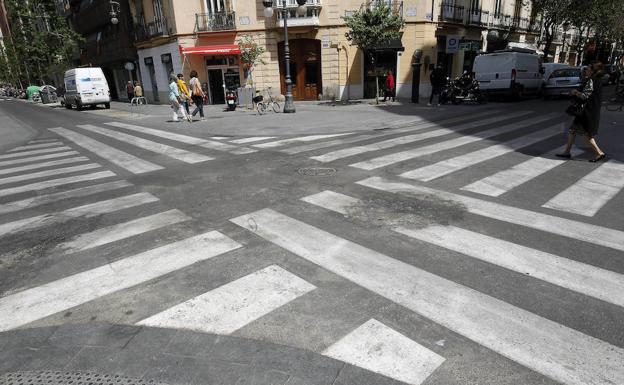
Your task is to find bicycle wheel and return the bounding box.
[257,102,267,115]
[272,101,282,113]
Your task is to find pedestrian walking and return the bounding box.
[557,61,607,163]
[134,82,143,98]
[169,74,191,123]
[382,70,395,102]
[126,81,135,102]
[176,73,191,115]
[189,70,206,121]
[428,65,446,107]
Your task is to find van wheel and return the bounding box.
[75,101,83,111]
[90,104,97,110]
[65,102,72,109]
[104,103,110,109]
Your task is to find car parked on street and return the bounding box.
[542,67,582,99]
[64,67,111,110]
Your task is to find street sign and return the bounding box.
[446,35,460,54]
[459,42,472,51]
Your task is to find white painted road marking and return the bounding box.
[54,209,191,254]
[138,265,316,334]
[0,163,101,186]
[323,319,445,385]
[229,136,277,144]
[0,156,90,176]
[0,151,81,168]
[0,192,159,237]
[8,142,65,152]
[0,146,73,160]
[542,160,624,217]
[357,177,624,252]
[0,231,242,331]
[254,133,354,149]
[49,127,163,174]
[230,208,624,385]
[104,122,256,155]
[400,125,562,182]
[0,171,116,198]
[28,139,60,144]
[77,125,213,164]
[0,180,133,215]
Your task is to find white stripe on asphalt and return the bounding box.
[49,127,163,174]
[0,171,116,199]
[253,133,354,149]
[0,180,132,215]
[542,160,624,217]
[8,142,64,152]
[357,177,624,252]
[0,231,242,331]
[137,265,315,334]
[230,208,624,385]
[323,319,445,385]
[0,163,101,186]
[54,209,191,254]
[28,139,60,144]
[461,148,584,197]
[104,122,256,155]
[350,114,557,170]
[0,192,158,237]
[229,136,277,144]
[77,125,213,164]
[0,151,81,168]
[210,136,231,140]
[312,111,534,164]
[0,156,90,176]
[0,146,73,160]
[400,125,562,182]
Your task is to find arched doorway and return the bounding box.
[278,39,322,101]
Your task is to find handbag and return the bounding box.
[565,102,585,117]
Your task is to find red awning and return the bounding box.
[179,44,240,56]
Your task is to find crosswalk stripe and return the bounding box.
[253,133,354,149]
[210,136,231,140]
[0,151,81,168]
[28,139,60,144]
[312,111,534,164]
[49,127,164,174]
[104,122,256,155]
[77,125,214,164]
[350,114,557,170]
[0,163,101,186]
[542,160,624,217]
[0,180,132,215]
[137,265,316,334]
[0,192,158,237]
[0,171,116,199]
[386,109,503,135]
[322,319,445,385]
[282,133,381,155]
[229,136,277,144]
[54,209,191,254]
[230,208,624,385]
[400,124,562,182]
[461,148,584,197]
[357,177,624,252]
[8,142,64,152]
[0,146,73,160]
[0,156,90,176]
[0,231,242,332]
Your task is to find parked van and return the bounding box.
[64,67,110,110]
[473,49,543,99]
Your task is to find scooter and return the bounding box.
[225,88,237,111]
[441,72,487,105]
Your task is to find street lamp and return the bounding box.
[263,0,308,113]
[109,1,121,25]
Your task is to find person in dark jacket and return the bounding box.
[428,65,446,107]
[556,61,606,163]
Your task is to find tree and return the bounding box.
[343,1,404,103]
[528,0,573,62]
[238,35,266,87]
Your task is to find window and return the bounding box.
[161,53,174,79]
[471,0,480,11]
[494,0,502,16]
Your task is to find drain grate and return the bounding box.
[297,167,337,177]
[1,371,167,385]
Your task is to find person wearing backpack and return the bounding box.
[189,70,206,121]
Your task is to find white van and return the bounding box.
[64,67,111,110]
[473,50,543,99]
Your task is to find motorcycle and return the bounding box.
[440,72,487,105]
[225,88,238,111]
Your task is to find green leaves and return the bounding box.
[237,35,267,67]
[342,1,405,50]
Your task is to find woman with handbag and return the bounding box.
[189,70,206,121]
[557,62,606,163]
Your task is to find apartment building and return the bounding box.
[130,0,538,104]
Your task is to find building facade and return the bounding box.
[130,0,540,104]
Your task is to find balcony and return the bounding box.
[490,13,512,29]
[513,17,530,31]
[439,2,464,24]
[468,9,489,26]
[135,17,168,42]
[276,0,322,28]
[195,12,236,32]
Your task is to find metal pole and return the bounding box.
[282,0,295,113]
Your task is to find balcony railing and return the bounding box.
[195,12,236,32]
[490,13,512,29]
[468,9,489,26]
[276,0,323,28]
[135,17,168,42]
[440,2,464,23]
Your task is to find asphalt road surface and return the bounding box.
[0,96,623,385]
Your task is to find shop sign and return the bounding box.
[446,35,460,53]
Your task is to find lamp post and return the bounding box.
[263,0,308,113]
[109,1,121,25]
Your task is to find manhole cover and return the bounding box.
[1,371,168,385]
[297,167,337,177]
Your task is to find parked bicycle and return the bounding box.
[253,87,281,115]
[604,84,624,112]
